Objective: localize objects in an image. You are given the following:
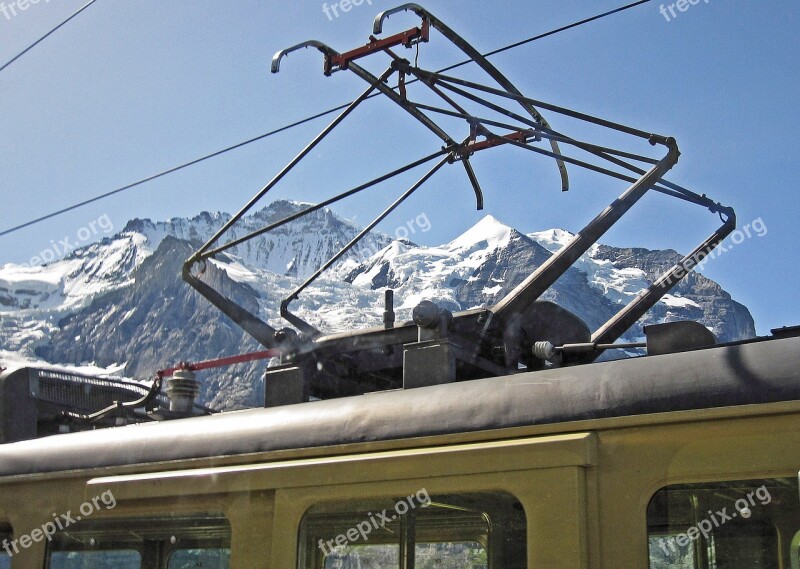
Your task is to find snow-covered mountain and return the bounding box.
[0,200,755,409]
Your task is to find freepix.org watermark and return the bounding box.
[22,213,114,267]
[659,0,710,23]
[2,490,117,558]
[318,488,431,555]
[697,217,768,268]
[0,0,50,22]
[322,0,373,22]
[657,485,771,554]
[660,217,767,290]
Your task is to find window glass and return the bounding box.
[0,527,12,569]
[49,550,141,569]
[791,530,800,569]
[647,477,800,569]
[299,492,523,569]
[322,544,398,569]
[167,548,231,569]
[46,515,230,569]
[415,541,487,569]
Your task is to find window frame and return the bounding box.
[645,476,800,569]
[44,514,232,569]
[297,491,525,569]
[88,432,595,568]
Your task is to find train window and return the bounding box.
[45,515,231,569]
[647,477,800,568]
[1,526,11,569]
[298,491,525,569]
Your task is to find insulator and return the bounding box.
[533,341,556,360]
[166,369,200,414]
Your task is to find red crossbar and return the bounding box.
[325,20,430,75]
[158,349,281,378]
[464,131,531,154]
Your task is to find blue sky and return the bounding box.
[0,0,797,334]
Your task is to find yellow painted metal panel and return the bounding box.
[87,432,597,500]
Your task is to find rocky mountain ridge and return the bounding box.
[0,200,755,409]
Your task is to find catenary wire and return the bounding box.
[0,0,101,74]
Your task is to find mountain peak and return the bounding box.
[250,199,316,221]
[448,215,515,251]
[527,228,575,253]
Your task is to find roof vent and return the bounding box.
[644,321,716,356]
[770,325,800,339]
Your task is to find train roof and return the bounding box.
[1,333,799,479]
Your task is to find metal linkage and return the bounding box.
[373,3,570,191]
[182,3,736,390]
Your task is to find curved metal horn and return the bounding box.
[271,40,336,74]
[373,3,426,35]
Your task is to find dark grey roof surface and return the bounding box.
[1,335,798,477]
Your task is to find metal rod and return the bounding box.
[597,342,646,350]
[401,509,416,569]
[273,40,457,146]
[393,51,473,119]
[406,63,665,177]
[424,73,725,210]
[193,67,395,259]
[461,156,484,210]
[409,101,530,133]
[182,263,280,347]
[431,70,656,140]
[280,155,450,336]
[480,132,721,209]
[157,349,281,378]
[493,134,653,185]
[558,342,647,352]
[199,148,450,259]
[427,69,675,174]
[541,132,659,165]
[589,211,736,351]
[410,97,659,166]
[348,61,456,145]
[490,138,680,321]
[383,289,395,329]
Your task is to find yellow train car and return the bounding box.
[1,330,799,569]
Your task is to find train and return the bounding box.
[1,327,799,568]
[2,4,798,569]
